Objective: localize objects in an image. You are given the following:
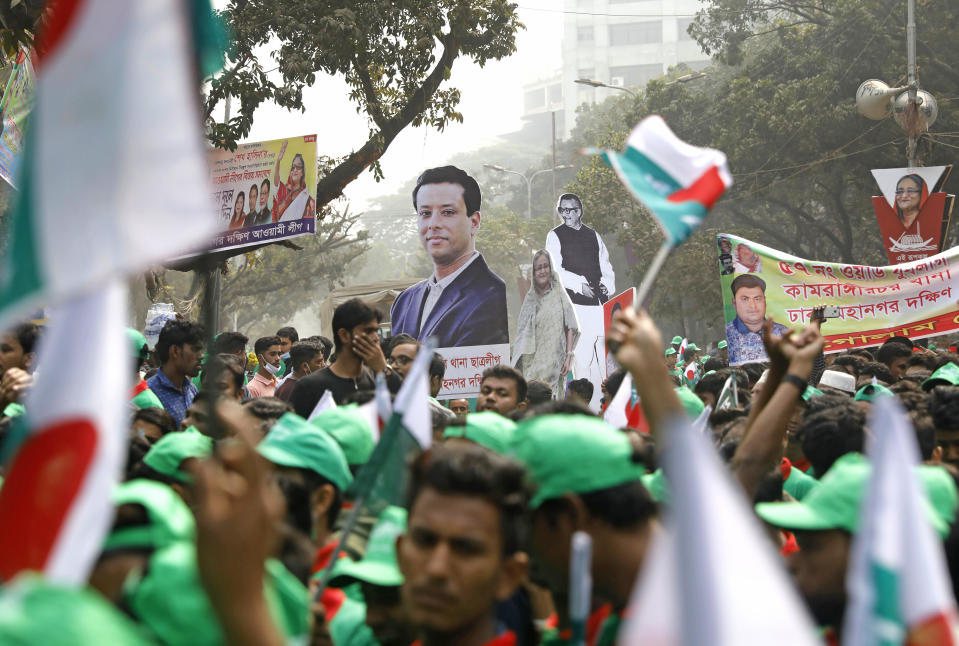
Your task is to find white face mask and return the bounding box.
[261,356,280,376]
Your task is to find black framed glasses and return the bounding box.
[558,207,581,215]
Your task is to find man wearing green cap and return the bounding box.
[329,507,417,646]
[128,328,163,410]
[755,452,957,637]
[397,443,529,646]
[664,347,679,376]
[137,429,214,505]
[443,411,515,454]
[257,413,353,574]
[509,413,655,644]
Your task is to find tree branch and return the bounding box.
[314,33,460,208]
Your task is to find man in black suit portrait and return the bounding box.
[390,166,508,348]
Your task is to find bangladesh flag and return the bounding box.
[0,0,225,330]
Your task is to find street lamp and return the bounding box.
[574,77,638,98]
[483,164,575,219]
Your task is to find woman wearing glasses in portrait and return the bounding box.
[272,140,316,223]
[894,173,928,230]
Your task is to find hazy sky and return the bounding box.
[241,1,564,211]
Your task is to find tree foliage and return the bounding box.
[217,204,370,336]
[564,0,959,340]
[207,0,523,210]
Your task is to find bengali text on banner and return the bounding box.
[716,233,959,364]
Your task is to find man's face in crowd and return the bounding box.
[131,419,164,445]
[0,334,26,373]
[558,198,583,229]
[306,352,327,374]
[388,343,418,379]
[789,529,850,628]
[397,487,524,635]
[174,342,204,377]
[665,353,677,369]
[360,582,416,646]
[417,182,479,269]
[210,371,241,401]
[346,320,381,357]
[277,336,293,355]
[886,356,909,381]
[937,430,959,469]
[477,377,524,415]
[260,344,282,372]
[449,399,470,415]
[733,286,767,332]
[182,400,209,433]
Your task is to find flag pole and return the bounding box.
[634,241,672,309]
[608,241,671,354]
[312,490,367,602]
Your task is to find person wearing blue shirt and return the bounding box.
[147,320,204,428]
[725,274,788,365]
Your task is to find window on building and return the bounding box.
[608,21,662,46]
[524,88,546,111]
[677,18,694,41]
[548,83,563,104]
[577,25,594,42]
[609,63,663,88]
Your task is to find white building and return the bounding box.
[523,0,711,138]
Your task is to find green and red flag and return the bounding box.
[842,396,959,645]
[0,0,225,330]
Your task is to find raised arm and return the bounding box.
[608,308,684,441]
[732,321,823,500]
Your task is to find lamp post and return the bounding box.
[574,77,638,98]
[483,164,574,219]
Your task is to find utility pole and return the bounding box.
[906,0,918,167]
[551,111,558,198]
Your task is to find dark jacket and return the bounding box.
[390,254,508,347]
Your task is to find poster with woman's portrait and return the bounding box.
[205,134,318,253]
[871,165,954,264]
[512,250,581,398]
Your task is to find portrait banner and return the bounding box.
[603,288,635,375]
[717,233,959,365]
[204,134,318,254]
[390,166,510,352]
[513,250,581,399]
[870,166,954,264]
[436,344,510,400]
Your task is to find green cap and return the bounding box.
[329,506,407,588]
[802,386,824,402]
[664,348,677,356]
[0,575,155,645]
[310,404,375,467]
[258,413,353,492]
[687,343,701,352]
[127,328,149,361]
[670,336,683,345]
[854,383,893,402]
[443,412,515,454]
[718,340,727,350]
[509,415,644,508]
[756,453,956,537]
[143,430,213,483]
[675,386,705,420]
[103,479,195,552]
[923,362,959,391]
[124,542,308,645]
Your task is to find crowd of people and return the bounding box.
[3,295,959,646]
